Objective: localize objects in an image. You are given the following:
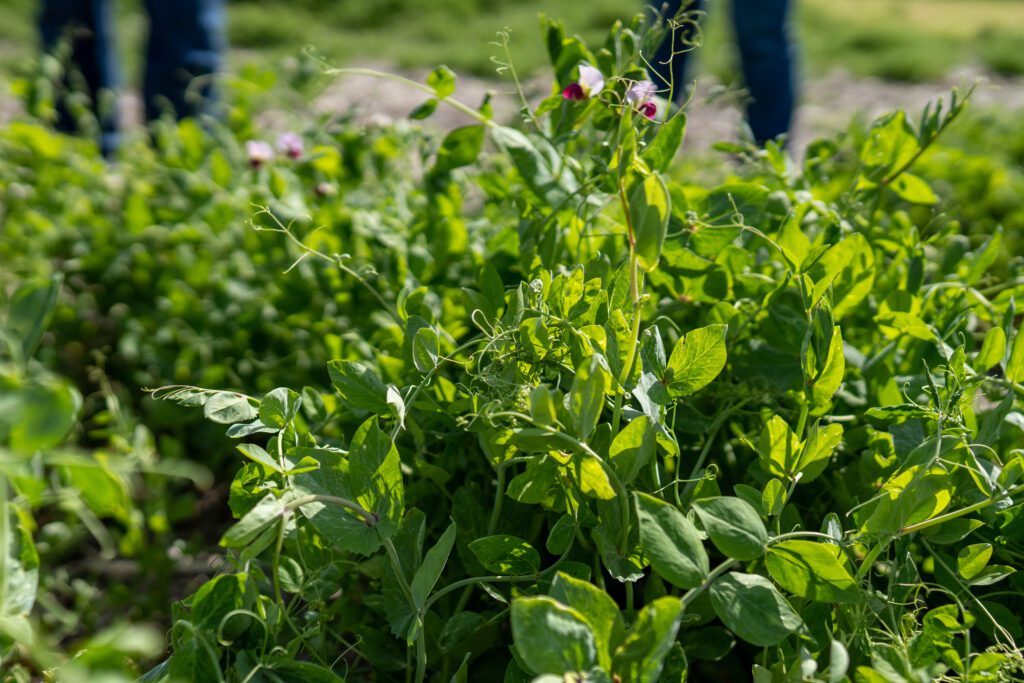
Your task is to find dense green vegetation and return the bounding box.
[4,8,1024,683]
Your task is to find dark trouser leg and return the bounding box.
[732,0,795,145]
[38,0,119,155]
[649,0,704,102]
[141,0,225,122]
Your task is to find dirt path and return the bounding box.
[4,63,1022,154]
[312,62,1024,153]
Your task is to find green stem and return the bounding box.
[452,460,512,614]
[423,536,575,613]
[491,412,632,551]
[416,633,427,683]
[625,582,635,624]
[680,402,747,504]
[287,494,378,527]
[682,559,739,609]
[272,516,286,606]
[324,67,495,128]
[795,401,810,441]
[610,179,644,438]
[487,462,508,536]
[768,530,841,545]
[898,482,1024,536]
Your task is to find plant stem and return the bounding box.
[324,67,495,128]
[682,559,739,609]
[795,401,809,441]
[287,494,378,527]
[625,582,635,623]
[898,482,1024,535]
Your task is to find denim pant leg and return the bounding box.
[731,0,795,144]
[39,0,119,154]
[649,0,704,102]
[141,0,225,122]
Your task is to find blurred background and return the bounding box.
[2,0,1024,80]
[3,0,1024,150]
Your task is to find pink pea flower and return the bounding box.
[562,63,605,101]
[626,80,659,120]
[277,132,304,160]
[246,140,274,168]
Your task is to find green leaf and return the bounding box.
[642,113,687,173]
[1,504,39,618]
[411,521,457,610]
[550,572,624,671]
[410,98,438,120]
[757,416,800,480]
[795,423,843,483]
[611,596,684,683]
[609,416,656,484]
[293,419,404,555]
[258,387,302,429]
[859,110,918,180]
[191,573,245,630]
[889,173,937,204]
[511,596,597,675]
[1007,329,1024,383]
[829,640,850,683]
[468,535,541,575]
[809,327,845,407]
[635,492,708,589]
[692,497,767,561]
[431,125,485,176]
[5,374,81,453]
[203,392,258,425]
[630,173,671,272]
[427,65,456,98]
[8,274,61,360]
[491,126,578,206]
[761,479,785,517]
[765,540,860,603]
[221,493,287,548]
[412,326,440,373]
[440,612,485,653]
[569,355,609,441]
[957,543,993,581]
[977,327,1006,372]
[327,360,390,414]
[666,325,728,397]
[265,659,345,682]
[235,443,282,473]
[571,452,616,500]
[709,573,801,647]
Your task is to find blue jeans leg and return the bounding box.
[732,0,795,144]
[39,0,120,154]
[141,0,225,122]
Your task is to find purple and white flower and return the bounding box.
[246,140,274,168]
[277,132,304,160]
[625,79,659,120]
[563,63,605,101]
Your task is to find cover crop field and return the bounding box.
[3,8,1024,683]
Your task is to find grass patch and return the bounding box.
[0,0,1023,86]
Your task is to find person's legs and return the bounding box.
[141,0,225,122]
[649,0,704,102]
[731,0,795,145]
[39,0,119,154]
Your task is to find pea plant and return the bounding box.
[11,12,1018,683]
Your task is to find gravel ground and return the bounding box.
[311,62,1024,153]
